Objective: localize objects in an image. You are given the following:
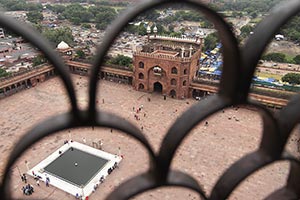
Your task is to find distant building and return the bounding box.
[133,26,204,99]
[56,41,72,60]
[0,28,5,39]
[275,34,284,41]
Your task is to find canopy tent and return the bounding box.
[209,68,216,72]
[212,70,222,75]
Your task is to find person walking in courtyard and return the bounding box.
[45,175,50,187]
[23,174,27,183]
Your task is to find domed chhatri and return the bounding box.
[57,41,70,50]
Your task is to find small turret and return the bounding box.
[153,25,158,37]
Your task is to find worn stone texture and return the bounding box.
[0,75,297,200]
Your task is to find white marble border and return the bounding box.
[29,141,122,199]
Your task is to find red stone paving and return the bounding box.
[0,75,298,200]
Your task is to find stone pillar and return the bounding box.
[153,25,157,37]
[189,45,193,57]
[147,25,151,41]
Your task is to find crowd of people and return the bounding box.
[22,184,34,195]
[21,173,35,195]
[20,170,50,197]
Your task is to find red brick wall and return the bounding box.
[133,54,198,99]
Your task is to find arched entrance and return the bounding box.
[138,83,144,90]
[192,89,206,98]
[153,82,163,93]
[170,89,176,98]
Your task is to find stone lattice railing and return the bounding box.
[134,51,192,62]
[0,0,300,199]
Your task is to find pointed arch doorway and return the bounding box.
[153,82,163,93]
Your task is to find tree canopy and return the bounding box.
[42,27,74,47]
[293,55,300,64]
[108,54,132,67]
[32,55,46,67]
[75,50,86,59]
[204,32,218,51]
[261,53,287,63]
[81,23,92,29]
[213,0,281,14]
[282,73,300,85]
[240,24,254,38]
[0,68,9,78]
[280,14,300,42]
[26,10,43,24]
[138,10,160,21]
[161,10,213,28]
[94,7,117,30]
[0,0,42,11]
[46,3,117,29]
[61,4,93,25]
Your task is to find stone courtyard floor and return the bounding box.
[0,75,298,200]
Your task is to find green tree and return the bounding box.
[179,28,185,35]
[26,3,43,11]
[168,24,174,32]
[204,32,218,51]
[250,11,258,18]
[81,23,91,29]
[32,23,43,33]
[215,0,280,14]
[137,24,147,36]
[281,14,300,41]
[232,11,243,18]
[282,73,300,85]
[32,55,46,67]
[170,32,182,37]
[240,25,254,38]
[293,55,300,64]
[42,27,74,46]
[0,68,9,78]
[200,20,213,28]
[75,50,86,59]
[109,54,132,67]
[26,10,43,24]
[0,0,27,11]
[124,23,146,35]
[62,4,93,25]
[0,0,42,11]
[95,7,117,30]
[139,10,160,21]
[95,23,107,30]
[262,52,287,63]
[46,4,66,14]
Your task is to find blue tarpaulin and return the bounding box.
[213,70,222,75]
